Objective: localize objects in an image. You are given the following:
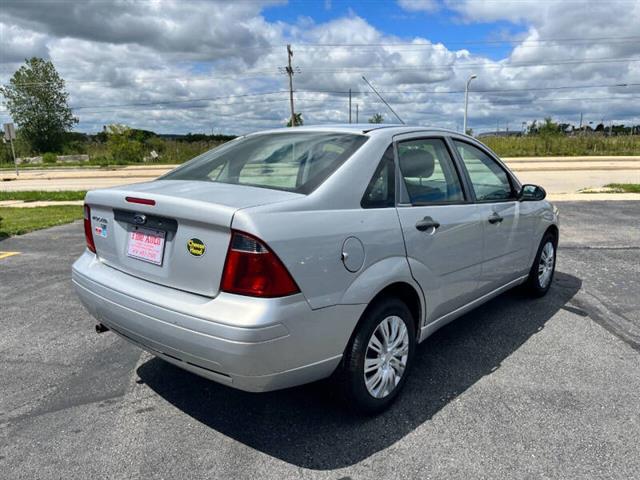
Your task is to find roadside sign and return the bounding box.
[3,123,16,141]
[3,122,18,175]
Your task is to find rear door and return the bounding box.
[394,135,484,324]
[451,139,530,292]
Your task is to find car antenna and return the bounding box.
[361,76,405,125]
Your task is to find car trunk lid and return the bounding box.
[85,180,302,297]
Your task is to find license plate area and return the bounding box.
[126,226,166,266]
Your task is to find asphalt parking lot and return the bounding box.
[1,201,639,479]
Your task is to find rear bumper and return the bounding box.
[72,251,365,392]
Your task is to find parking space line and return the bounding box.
[0,251,20,260]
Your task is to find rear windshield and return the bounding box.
[162,132,368,194]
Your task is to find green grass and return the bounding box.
[603,183,640,193]
[482,135,640,157]
[0,191,87,202]
[0,205,83,238]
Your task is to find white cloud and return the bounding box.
[397,0,440,13]
[0,0,638,135]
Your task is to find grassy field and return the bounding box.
[0,138,224,169]
[0,191,87,202]
[481,135,640,157]
[603,183,640,193]
[0,206,83,238]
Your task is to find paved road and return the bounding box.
[2,156,639,193]
[1,202,639,479]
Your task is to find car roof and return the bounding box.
[250,124,466,138]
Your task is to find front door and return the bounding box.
[394,136,485,324]
[452,139,528,292]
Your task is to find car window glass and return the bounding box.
[397,138,464,205]
[163,132,367,194]
[362,145,395,208]
[453,141,514,201]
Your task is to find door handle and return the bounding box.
[415,216,440,232]
[488,212,504,224]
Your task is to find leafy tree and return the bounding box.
[106,124,144,163]
[368,113,384,124]
[0,57,77,153]
[286,112,303,127]
[539,117,561,136]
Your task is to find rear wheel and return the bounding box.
[340,297,416,414]
[525,232,557,297]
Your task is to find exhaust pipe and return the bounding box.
[95,323,109,334]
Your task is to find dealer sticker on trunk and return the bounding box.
[187,238,206,257]
[127,227,166,266]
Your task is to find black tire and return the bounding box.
[524,232,557,297]
[339,297,416,415]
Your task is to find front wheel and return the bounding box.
[339,297,416,414]
[525,232,557,297]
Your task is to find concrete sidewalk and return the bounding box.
[0,200,84,208]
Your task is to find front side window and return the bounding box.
[397,138,464,205]
[162,132,368,194]
[453,140,514,201]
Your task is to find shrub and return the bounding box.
[106,124,145,163]
[42,152,58,164]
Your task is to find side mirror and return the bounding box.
[518,184,546,201]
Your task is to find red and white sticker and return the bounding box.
[126,227,166,265]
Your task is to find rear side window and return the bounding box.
[163,132,368,194]
[397,138,464,205]
[361,145,395,208]
[453,140,515,201]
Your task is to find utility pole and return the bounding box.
[349,89,352,124]
[356,104,359,123]
[579,112,583,136]
[286,44,296,127]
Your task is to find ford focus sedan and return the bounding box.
[72,125,559,413]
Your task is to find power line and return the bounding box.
[299,82,640,96]
[70,91,288,110]
[300,57,640,73]
[292,36,640,48]
[5,56,639,87]
[3,85,640,114]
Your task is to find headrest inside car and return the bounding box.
[400,149,435,178]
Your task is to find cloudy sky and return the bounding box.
[1,0,639,134]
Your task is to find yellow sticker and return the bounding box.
[187,238,206,257]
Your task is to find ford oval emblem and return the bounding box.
[133,213,146,225]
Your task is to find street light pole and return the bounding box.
[463,74,477,135]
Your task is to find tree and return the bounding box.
[368,113,384,124]
[0,57,78,153]
[539,117,561,136]
[106,124,144,163]
[286,113,303,127]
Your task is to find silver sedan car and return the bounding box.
[73,125,559,413]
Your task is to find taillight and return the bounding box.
[84,204,96,253]
[221,231,300,298]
